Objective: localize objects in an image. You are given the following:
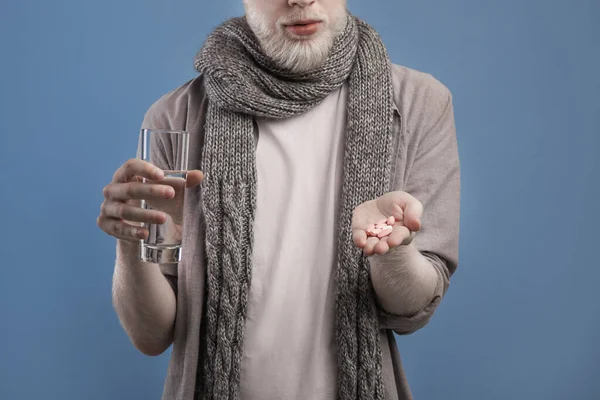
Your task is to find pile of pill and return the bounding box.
[366,216,396,238]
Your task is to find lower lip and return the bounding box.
[285,22,321,36]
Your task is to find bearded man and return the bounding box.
[98,0,461,399]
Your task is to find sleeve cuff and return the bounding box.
[377,292,442,335]
[377,252,449,335]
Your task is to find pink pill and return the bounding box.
[375,222,388,229]
[366,223,375,233]
[371,228,382,235]
[376,218,388,225]
[377,225,393,238]
[387,216,395,225]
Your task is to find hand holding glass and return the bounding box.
[138,129,189,264]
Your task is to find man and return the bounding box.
[97,0,460,399]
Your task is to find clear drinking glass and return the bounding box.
[137,129,189,263]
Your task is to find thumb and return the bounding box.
[185,170,204,188]
[403,197,423,232]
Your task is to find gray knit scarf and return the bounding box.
[193,13,394,400]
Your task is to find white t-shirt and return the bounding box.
[240,84,349,399]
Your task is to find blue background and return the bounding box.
[1,0,598,399]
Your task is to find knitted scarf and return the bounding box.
[194,13,394,400]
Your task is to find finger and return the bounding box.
[186,170,204,188]
[373,236,390,255]
[352,229,368,248]
[101,201,167,224]
[401,231,416,246]
[104,182,175,202]
[97,216,148,240]
[386,225,411,248]
[403,198,423,232]
[362,236,380,256]
[113,159,164,183]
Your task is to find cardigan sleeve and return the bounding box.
[378,73,460,335]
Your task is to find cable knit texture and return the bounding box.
[193,14,394,400]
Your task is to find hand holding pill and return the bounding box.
[351,191,423,256]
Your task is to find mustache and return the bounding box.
[277,10,328,25]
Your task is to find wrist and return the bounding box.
[368,243,438,315]
[116,239,143,266]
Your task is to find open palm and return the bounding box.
[351,191,423,256]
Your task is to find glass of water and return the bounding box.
[137,129,189,263]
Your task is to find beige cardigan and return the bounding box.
[135,63,460,400]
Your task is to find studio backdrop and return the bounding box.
[0,0,598,399]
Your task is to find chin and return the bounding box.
[247,17,336,73]
[284,32,323,44]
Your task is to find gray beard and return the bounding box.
[245,8,348,73]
